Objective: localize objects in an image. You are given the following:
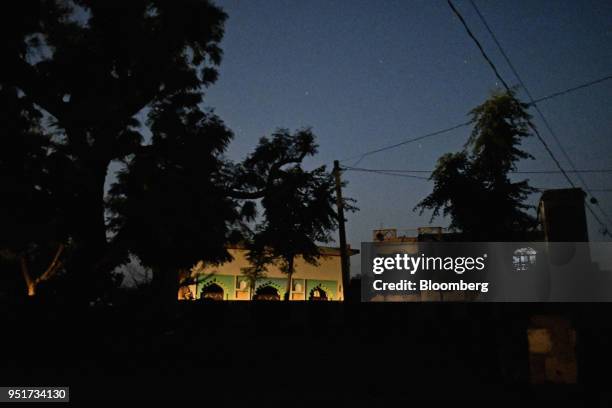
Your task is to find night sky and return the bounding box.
[196,1,612,274]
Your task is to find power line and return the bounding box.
[447,0,571,188]
[467,0,612,234]
[334,2,612,234]
[448,0,610,237]
[338,74,612,166]
[533,187,612,192]
[531,75,612,104]
[514,169,612,175]
[342,166,612,175]
[448,0,568,184]
[344,167,612,233]
[344,167,612,192]
[342,166,430,180]
[340,121,472,165]
[447,0,512,90]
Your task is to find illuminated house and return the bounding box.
[179,245,358,301]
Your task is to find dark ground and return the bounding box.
[2,300,611,407]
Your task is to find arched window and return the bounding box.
[253,285,281,301]
[309,285,328,301]
[200,283,224,301]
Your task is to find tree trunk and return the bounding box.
[66,156,112,301]
[19,255,36,296]
[152,266,179,316]
[19,244,65,297]
[284,256,294,301]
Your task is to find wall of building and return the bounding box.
[188,247,345,301]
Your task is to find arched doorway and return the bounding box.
[253,285,281,301]
[200,283,224,301]
[309,285,328,301]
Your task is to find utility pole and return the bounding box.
[333,160,350,301]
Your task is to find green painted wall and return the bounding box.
[306,279,338,300]
[196,274,236,300]
[254,278,288,294]
[194,274,338,301]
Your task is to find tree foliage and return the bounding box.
[415,90,537,240]
[0,83,69,296]
[1,0,228,299]
[1,2,350,304]
[108,96,239,272]
[242,129,341,300]
[107,93,246,304]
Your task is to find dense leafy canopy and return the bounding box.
[415,90,537,240]
[1,1,344,303]
[243,130,340,299]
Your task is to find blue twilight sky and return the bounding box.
[190,0,612,274]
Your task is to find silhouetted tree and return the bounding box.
[2,2,353,305]
[0,85,68,297]
[242,129,341,301]
[415,90,537,240]
[240,262,268,300]
[1,0,229,300]
[107,93,251,308]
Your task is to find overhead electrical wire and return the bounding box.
[446,0,574,189]
[341,167,430,180]
[530,75,612,104]
[466,0,612,233]
[339,73,612,165]
[343,165,612,193]
[342,166,612,175]
[336,2,612,236]
[341,121,472,166]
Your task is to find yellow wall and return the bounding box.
[190,247,345,301]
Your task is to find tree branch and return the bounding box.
[226,189,266,200]
[227,151,309,200]
[37,243,65,283]
[7,58,66,121]
[19,255,36,296]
